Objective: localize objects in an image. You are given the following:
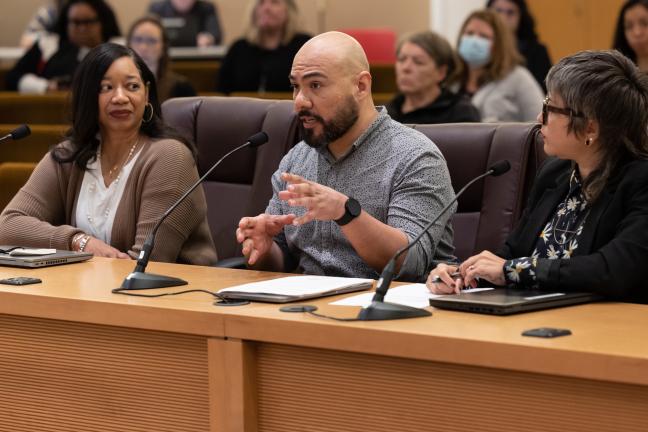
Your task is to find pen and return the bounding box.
[430,271,462,284]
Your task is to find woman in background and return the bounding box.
[128,16,196,102]
[217,0,311,94]
[456,9,543,122]
[487,0,552,91]
[7,0,121,93]
[148,0,222,47]
[387,31,480,124]
[0,43,217,265]
[429,50,648,304]
[613,0,648,72]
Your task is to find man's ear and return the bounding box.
[356,71,372,100]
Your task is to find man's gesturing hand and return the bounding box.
[236,214,295,265]
[278,172,350,225]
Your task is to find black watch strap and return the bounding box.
[335,197,361,226]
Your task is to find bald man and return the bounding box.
[236,32,456,281]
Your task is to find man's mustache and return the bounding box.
[298,111,325,123]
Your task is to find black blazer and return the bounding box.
[500,157,648,303]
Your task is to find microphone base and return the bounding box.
[356,301,432,321]
[120,272,188,290]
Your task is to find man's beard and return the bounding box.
[298,96,360,148]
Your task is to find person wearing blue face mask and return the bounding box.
[456,9,543,122]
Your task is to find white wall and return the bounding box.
[430,0,484,43]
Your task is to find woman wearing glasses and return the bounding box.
[6,0,120,93]
[127,16,196,102]
[428,50,648,303]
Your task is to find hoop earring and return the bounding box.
[142,102,154,123]
[585,137,592,146]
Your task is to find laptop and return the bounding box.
[0,246,92,268]
[428,288,598,315]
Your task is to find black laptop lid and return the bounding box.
[429,288,597,315]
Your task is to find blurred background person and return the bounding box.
[386,31,480,124]
[487,0,552,91]
[456,9,543,122]
[127,16,196,102]
[217,0,311,94]
[428,50,648,303]
[0,43,217,265]
[19,0,65,49]
[613,0,648,72]
[148,0,222,47]
[7,0,121,93]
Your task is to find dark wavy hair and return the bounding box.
[53,43,195,169]
[612,0,648,63]
[486,0,539,42]
[55,0,121,44]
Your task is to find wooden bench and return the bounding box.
[0,124,67,163]
[0,92,71,124]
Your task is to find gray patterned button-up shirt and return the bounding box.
[266,108,456,281]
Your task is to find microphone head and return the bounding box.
[10,124,31,140]
[489,160,511,177]
[247,131,269,148]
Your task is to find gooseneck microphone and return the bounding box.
[119,131,269,290]
[357,160,511,321]
[0,124,31,143]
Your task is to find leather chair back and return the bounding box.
[162,96,298,258]
[411,123,542,261]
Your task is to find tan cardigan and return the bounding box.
[0,138,218,266]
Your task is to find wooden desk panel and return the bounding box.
[1,257,648,432]
[0,314,210,432]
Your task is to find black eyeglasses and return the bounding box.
[542,97,584,125]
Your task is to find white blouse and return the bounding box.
[75,148,142,244]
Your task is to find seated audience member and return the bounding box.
[128,16,197,102]
[457,9,543,122]
[7,0,121,93]
[0,43,217,265]
[429,50,648,304]
[613,0,648,73]
[217,0,311,94]
[148,0,222,47]
[386,31,480,124]
[236,32,456,281]
[20,0,65,49]
[487,0,552,91]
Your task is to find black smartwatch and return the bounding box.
[335,197,361,226]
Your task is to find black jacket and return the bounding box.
[386,90,481,124]
[6,40,80,91]
[217,33,311,94]
[500,157,648,303]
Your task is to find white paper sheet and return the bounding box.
[331,284,493,308]
[218,275,374,296]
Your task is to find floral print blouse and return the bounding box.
[504,170,590,287]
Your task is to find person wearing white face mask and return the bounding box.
[456,9,543,122]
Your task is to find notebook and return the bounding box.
[428,288,598,315]
[0,246,93,268]
[217,275,374,303]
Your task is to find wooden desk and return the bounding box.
[1,258,647,432]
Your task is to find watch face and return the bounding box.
[346,198,361,217]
